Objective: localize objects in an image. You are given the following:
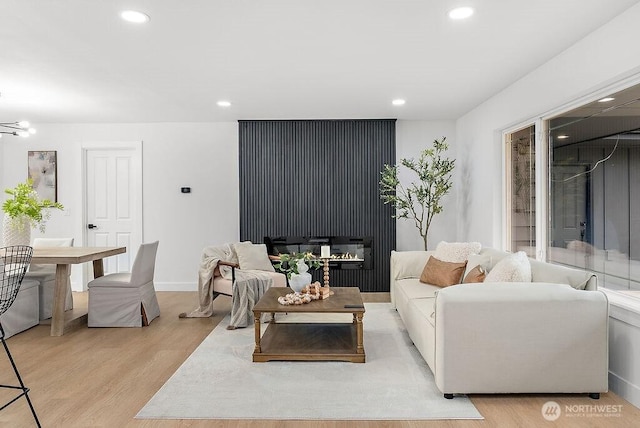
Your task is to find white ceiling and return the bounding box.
[1,0,639,124]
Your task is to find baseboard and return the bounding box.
[153,282,198,292]
[609,371,640,410]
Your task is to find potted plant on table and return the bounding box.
[272,252,321,293]
[2,179,64,247]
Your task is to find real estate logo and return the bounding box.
[541,401,624,420]
[542,401,561,421]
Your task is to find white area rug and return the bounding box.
[136,303,483,420]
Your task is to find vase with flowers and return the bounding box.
[2,179,64,247]
[272,252,321,293]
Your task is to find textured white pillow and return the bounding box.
[484,251,531,282]
[434,241,482,263]
[233,242,275,272]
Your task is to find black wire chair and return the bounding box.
[0,245,41,427]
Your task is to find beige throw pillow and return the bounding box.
[233,242,275,272]
[463,253,492,278]
[420,256,467,287]
[462,265,486,283]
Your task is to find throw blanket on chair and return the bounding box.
[228,270,273,329]
[180,244,273,329]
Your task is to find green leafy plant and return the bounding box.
[272,252,321,279]
[379,137,455,250]
[2,179,64,233]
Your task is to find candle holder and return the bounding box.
[320,245,331,290]
[322,257,330,288]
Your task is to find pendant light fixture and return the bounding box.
[0,121,37,138]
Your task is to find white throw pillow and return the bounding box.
[484,251,531,282]
[434,241,482,263]
[233,242,275,272]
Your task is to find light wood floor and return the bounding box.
[0,291,638,427]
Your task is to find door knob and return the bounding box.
[87,224,98,229]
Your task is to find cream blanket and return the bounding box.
[228,270,273,329]
[181,244,273,328]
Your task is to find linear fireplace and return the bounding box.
[264,236,373,270]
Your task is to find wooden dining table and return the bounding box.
[31,246,126,336]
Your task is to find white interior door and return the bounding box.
[83,143,142,279]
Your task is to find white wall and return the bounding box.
[1,122,239,291]
[395,120,457,251]
[456,2,640,248]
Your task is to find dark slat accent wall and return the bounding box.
[239,119,396,292]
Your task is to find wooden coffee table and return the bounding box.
[252,287,366,363]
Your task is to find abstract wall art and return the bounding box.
[28,150,57,202]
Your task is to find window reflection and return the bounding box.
[507,125,536,257]
[548,86,640,291]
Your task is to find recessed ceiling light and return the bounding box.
[392,99,406,106]
[121,10,150,23]
[557,135,570,140]
[448,6,474,20]
[598,97,615,103]
[217,100,231,107]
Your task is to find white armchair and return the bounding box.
[88,241,161,327]
[24,237,74,320]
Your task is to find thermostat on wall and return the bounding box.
[181,187,191,193]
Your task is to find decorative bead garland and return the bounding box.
[277,292,314,305]
[277,281,331,305]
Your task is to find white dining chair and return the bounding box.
[24,237,74,320]
[0,245,41,426]
[87,241,160,327]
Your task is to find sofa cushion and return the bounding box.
[420,256,467,287]
[462,265,486,283]
[478,248,510,268]
[233,242,275,272]
[391,250,433,280]
[410,297,437,328]
[529,259,595,290]
[435,241,482,263]
[213,271,286,295]
[485,251,531,282]
[395,278,441,300]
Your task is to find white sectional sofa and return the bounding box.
[390,247,609,399]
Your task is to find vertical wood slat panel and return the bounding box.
[239,119,396,292]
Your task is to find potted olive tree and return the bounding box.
[379,137,455,250]
[2,179,64,246]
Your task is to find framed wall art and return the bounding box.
[28,150,58,202]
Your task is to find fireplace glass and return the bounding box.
[264,236,373,270]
